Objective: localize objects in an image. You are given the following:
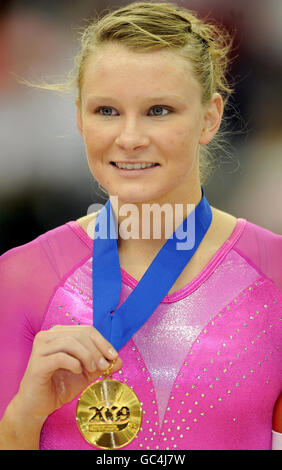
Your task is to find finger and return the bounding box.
[40,336,97,374]
[36,326,119,372]
[88,345,115,372]
[41,352,83,380]
[43,326,118,361]
[111,356,123,374]
[89,327,119,361]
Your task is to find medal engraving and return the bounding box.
[76,378,142,449]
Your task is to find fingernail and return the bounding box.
[108,347,118,359]
[91,360,96,371]
[99,357,109,369]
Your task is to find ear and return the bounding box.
[199,93,224,145]
[76,97,84,136]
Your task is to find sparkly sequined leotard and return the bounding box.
[0,217,281,450]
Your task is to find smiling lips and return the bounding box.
[111,162,159,170]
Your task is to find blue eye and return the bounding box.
[95,106,171,117]
[96,107,117,116]
[149,106,171,117]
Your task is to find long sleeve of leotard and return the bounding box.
[0,224,90,420]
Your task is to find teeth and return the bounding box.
[115,162,156,170]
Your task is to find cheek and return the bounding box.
[167,126,199,162]
[171,128,200,174]
[173,124,199,147]
[83,123,110,152]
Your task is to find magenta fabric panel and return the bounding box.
[0,217,281,449]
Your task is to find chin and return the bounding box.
[110,186,177,205]
[114,194,153,204]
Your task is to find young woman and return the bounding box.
[0,1,281,450]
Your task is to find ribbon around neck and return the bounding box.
[92,186,212,351]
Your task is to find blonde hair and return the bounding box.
[20,1,236,186]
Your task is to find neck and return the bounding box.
[110,182,203,254]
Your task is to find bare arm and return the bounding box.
[0,394,45,450]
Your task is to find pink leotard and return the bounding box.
[0,217,281,450]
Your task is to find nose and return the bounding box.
[115,117,149,151]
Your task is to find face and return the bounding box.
[76,43,223,205]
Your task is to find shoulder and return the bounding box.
[0,237,47,329]
[0,220,91,328]
[235,216,282,252]
[0,229,58,294]
[0,221,75,261]
[208,208,282,293]
[208,206,238,251]
[76,211,99,240]
[232,216,282,293]
[0,235,44,273]
[212,206,282,253]
[0,220,84,280]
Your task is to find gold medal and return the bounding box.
[76,360,142,449]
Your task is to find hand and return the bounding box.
[16,325,122,420]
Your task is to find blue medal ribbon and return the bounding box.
[92,186,212,351]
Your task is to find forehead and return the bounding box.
[81,43,201,102]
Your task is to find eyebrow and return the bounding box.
[86,94,183,103]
